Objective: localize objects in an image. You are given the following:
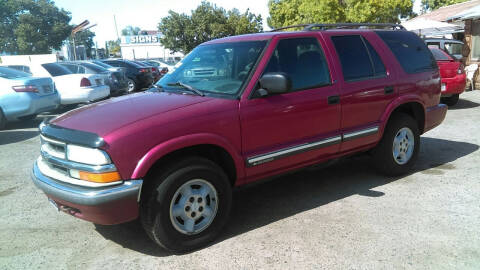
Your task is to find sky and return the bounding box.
[54,0,271,47]
[55,0,423,48]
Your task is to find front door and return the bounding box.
[240,35,342,181]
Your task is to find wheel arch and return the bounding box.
[381,96,426,135]
[131,133,244,187]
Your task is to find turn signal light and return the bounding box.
[78,171,122,183]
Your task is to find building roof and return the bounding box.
[448,4,480,20]
[413,0,480,22]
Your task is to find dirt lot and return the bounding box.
[1,92,479,269]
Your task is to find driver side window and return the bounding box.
[263,37,331,92]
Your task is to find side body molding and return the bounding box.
[130,133,245,183]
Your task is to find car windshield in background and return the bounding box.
[41,63,73,77]
[430,48,450,61]
[91,61,114,69]
[80,62,108,73]
[156,40,267,97]
[0,66,31,79]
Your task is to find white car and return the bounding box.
[2,63,110,105]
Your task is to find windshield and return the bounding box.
[0,66,31,79]
[156,40,267,97]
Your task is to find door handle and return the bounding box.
[327,95,340,105]
[384,86,394,95]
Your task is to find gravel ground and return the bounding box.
[1,92,479,269]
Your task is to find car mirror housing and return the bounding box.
[258,72,292,96]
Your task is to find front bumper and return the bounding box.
[31,161,143,225]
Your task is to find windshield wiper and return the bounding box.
[167,81,204,96]
[150,84,163,92]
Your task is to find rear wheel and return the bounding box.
[372,113,420,176]
[441,94,459,106]
[140,157,232,252]
[127,79,136,93]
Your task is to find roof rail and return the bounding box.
[270,23,405,32]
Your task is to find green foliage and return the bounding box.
[121,25,141,36]
[420,0,468,11]
[268,0,414,28]
[0,0,72,54]
[69,30,95,58]
[158,1,263,54]
[106,40,121,56]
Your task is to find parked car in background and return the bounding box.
[4,63,110,105]
[425,38,464,60]
[132,61,161,82]
[101,59,154,92]
[0,66,59,128]
[429,47,466,106]
[143,60,171,77]
[59,62,128,96]
[32,24,447,252]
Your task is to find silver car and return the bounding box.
[0,66,60,129]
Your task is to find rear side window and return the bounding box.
[376,31,436,74]
[0,66,31,79]
[430,48,450,61]
[263,37,331,91]
[331,35,386,81]
[41,63,72,77]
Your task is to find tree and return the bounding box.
[106,39,121,57]
[268,0,414,29]
[121,25,141,36]
[421,0,468,12]
[69,30,95,58]
[0,0,72,54]
[158,1,263,53]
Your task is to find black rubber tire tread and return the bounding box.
[0,108,6,130]
[140,156,232,253]
[372,113,420,176]
[441,94,460,107]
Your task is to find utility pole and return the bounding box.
[114,15,120,41]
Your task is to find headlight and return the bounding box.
[66,144,111,165]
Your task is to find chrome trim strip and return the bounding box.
[41,150,117,173]
[343,126,379,141]
[40,134,66,146]
[32,161,143,206]
[247,135,342,166]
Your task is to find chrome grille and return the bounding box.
[40,135,65,159]
[193,69,216,76]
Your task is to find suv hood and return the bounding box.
[50,92,212,136]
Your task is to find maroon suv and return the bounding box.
[32,23,447,252]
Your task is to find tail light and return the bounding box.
[139,68,148,73]
[12,85,39,93]
[160,67,168,74]
[151,67,158,72]
[458,64,465,74]
[80,77,92,87]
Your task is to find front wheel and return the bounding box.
[127,79,136,93]
[371,113,420,176]
[140,157,232,252]
[441,94,459,107]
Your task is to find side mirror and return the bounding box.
[257,72,292,96]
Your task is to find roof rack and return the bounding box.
[270,23,405,32]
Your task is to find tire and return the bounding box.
[127,79,136,93]
[140,157,232,252]
[371,113,420,176]
[441,94,459,107]
[0,108,6,130]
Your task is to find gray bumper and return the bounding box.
[31,161,143,206]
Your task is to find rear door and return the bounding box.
[240,34,342,180]
[324,32,399,152]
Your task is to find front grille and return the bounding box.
[193,69,216,76]
[40,135,65,159]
